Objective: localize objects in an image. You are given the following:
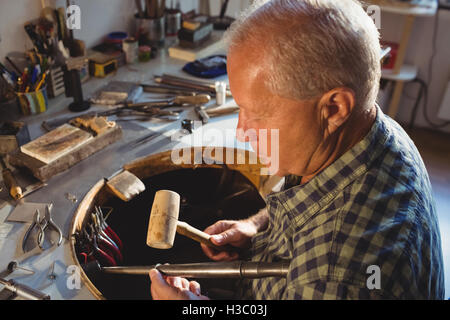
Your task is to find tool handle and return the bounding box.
[195,106,210,124]
[176,221,232,252]
[2,168,22,200]
[174,94,211,105]
[155,77,216,94]
[0,278,50,300]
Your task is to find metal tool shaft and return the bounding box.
[0,278,50,300]
[101,261,289,279]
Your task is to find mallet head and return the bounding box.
[146,190,180,249]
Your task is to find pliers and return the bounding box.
[22,204,63,252]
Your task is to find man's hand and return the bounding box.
[149,269,210,300]
[202,210,268,261]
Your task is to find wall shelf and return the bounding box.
[382,64,418,81]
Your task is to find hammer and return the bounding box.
[147,190,230,251]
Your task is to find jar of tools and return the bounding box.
[16,85,49,115]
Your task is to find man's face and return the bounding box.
[228,48,324,177]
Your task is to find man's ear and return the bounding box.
[319,88,356,134]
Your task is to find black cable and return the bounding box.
[408,79,425,130]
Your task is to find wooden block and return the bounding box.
[70,116,115,136]
[20,124,93,164]
[10,125,122,182]
[106,170,145,201]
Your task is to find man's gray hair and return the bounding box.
[224,0,381,111]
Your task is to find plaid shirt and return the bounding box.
[242,108,445,300]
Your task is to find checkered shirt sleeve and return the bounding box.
[242,109,445,300]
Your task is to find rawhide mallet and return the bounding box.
[146,190,228,251]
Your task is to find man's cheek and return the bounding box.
[258,129,280,175]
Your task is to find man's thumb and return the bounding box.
[211,229,236,245]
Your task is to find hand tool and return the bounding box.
[154,75,216,95]
[205,105,240,117]
[22,210,42,252]
[88,223,121,264]
[21,182,47,199]
[91,214,123,263]
[41,105,178,132]
[0,157,22,200]
[195,105,210,124]
[156,74,232,96]
[91,212,119,251]
[82,227,116,267]
[147,190,233,251]
[0,278,50,300]
[96,206,123,252]
[6,261,35,275]
[9,244,45,274]
[36,204,63,249]
[22,205,63,252]
[34,69,49,91]
[162,73,229,89]
[120,94,210,108]
[142,84,206,96]
[101,260,290,278]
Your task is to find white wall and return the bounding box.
[0,0,198,63]
[380,9,450,133]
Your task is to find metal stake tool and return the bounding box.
[102,261,290,279]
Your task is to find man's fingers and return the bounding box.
[149,269,167,299]
[150,269,181,300]
[167,276,185,289]
[189,281,201,296]
[204,220,234,235]
[201,243,239,261]
[210,228,239,245]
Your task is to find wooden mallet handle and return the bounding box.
[176,221,232,252]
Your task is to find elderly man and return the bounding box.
[149,0,445,299]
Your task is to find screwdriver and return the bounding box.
[0,157,22,200]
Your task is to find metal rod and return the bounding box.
[101,261,290,279]
[0,278,50,300]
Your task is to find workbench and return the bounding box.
[0,43,247,300]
